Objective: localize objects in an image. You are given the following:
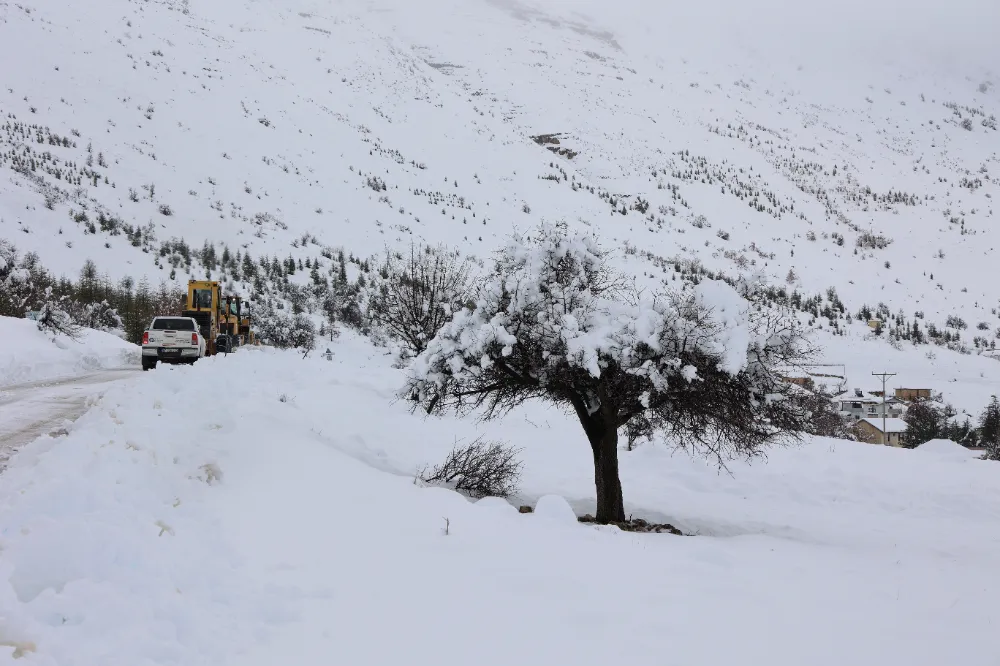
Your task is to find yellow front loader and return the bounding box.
[218,295,255,349]
[182,280,222,356]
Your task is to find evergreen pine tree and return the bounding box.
[979,396,1000,460]
[902,399,942,448]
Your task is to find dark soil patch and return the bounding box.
[579,514,684,535]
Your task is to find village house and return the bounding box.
[832,388,907,420]
[895,388,931,401]
[855,418,908,446]
[780,376,815,391]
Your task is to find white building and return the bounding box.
[832,388,907,421]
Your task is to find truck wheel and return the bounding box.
[142,358,157,371]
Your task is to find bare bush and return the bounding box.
[420,437,523,499]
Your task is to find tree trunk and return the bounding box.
[589,420,626,524]
[571,399,626,525]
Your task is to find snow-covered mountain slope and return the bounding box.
[1,339,998,666]
[1,0,999,395]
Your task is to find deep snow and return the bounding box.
[1,334,998,665]
[0,316,138,387]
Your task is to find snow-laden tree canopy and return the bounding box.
[1,240,38,317]
[404,222,810,523]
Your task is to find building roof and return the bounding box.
[860,417,908,433]
[832,390,882,404]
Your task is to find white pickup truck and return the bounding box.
[141,316,207,370]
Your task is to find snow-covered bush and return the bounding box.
[321,280,363,330]
[420,437,523,499]
[289,314,316,351]
[65,299,124,332]
[256,308,316,350]
[366,243,473,359]
[35,288,82,339]
[0,240,43,317]
[404,222,810,523]
[856,232,892,250]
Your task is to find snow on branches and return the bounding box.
[35,287,82,340]
[404,222,811,523]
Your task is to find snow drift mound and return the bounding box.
[914,438,981,459]
[0,316,138,387]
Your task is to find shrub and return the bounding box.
[256,308,316,350]
[856,232,892,249]
[1,240,48,318]
[946,315,967,330]
[420,437,523,499]
[35,288,82,339]
[66,299,123,332]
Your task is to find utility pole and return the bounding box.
[872,371,896,445]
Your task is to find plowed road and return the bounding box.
[0,369,139,470]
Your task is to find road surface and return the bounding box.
[0,369,139,471]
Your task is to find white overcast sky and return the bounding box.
[523,0,999,77]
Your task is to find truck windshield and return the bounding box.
[152,318,195,331]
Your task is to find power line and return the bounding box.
[872,372,897,445]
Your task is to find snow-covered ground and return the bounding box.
[1,0,999,661]
[0,316,138,387]
[1,335,998,665]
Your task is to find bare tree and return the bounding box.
[420,437,523,499]
[404,223,811,524]
[367,243,473,358]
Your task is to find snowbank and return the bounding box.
[915,438,982,459]
[1,335,998,665]
[0,316,138,387]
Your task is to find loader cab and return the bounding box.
[183,280,222,355]
[191,288,214,310]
